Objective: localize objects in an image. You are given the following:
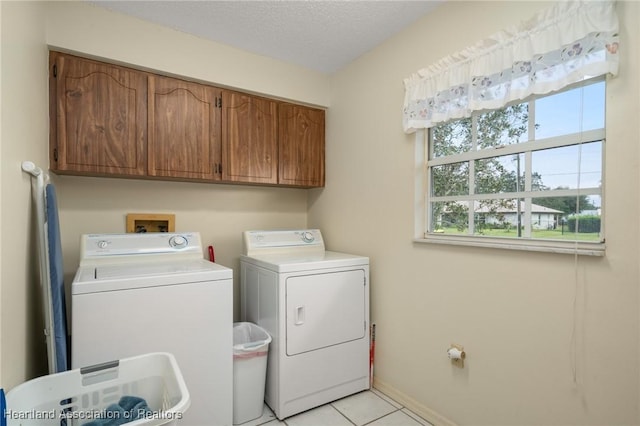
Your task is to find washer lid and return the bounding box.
[72,259,232,294]
[241,250,368,273]
[97,259,228,280]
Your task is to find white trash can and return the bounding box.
[233,322,272,425]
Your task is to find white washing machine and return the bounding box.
[240,229,370,420]
[71,232,232,426]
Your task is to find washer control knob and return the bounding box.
[169,235,188,248]
[301,231,315,243]
[97,240,109,249]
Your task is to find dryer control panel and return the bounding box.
[243,229,324,256]
[80,232,203,264]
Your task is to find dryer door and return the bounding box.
[285,269,366,356]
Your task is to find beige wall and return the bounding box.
[0,0,329,389]
[309,1,640,425]
[1,1,50,388]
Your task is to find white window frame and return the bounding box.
[414,79,606,256]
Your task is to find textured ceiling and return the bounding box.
[89,1,443,74]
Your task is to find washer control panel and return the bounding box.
[169,235,188,249]
[81,232,202,262]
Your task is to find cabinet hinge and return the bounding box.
[216,97,222,108]
[218,163,222,174]
[53,148,58,162]
[53,64,57,78]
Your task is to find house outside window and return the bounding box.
[418,78,605,254]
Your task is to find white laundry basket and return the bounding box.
[233,322,272,425]
[3,352,190,426]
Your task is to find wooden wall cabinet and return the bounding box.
[50,53,147,176]
[221,90,278,185]
[278,103,325,187]
[148,75,221,181]
[50,52,325,188]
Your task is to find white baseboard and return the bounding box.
[373,377,457,426]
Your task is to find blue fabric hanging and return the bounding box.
[1,388,6,426]
[46,184,69,372]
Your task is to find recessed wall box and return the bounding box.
[126,213,175,233]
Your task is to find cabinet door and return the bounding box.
[148,75,221,180]
[221,91,278,184]
[51,53,147,176]
[278,103,325,187]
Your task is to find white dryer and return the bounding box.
[71,232,232,426]
[240,229,370,420]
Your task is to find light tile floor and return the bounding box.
[239,388,433,426]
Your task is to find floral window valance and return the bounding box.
[402,0,619,134]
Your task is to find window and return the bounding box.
[416,78,605,255]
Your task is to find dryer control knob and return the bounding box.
[169,235,188,248]
[301,231,315,243]
[97,240,109,249]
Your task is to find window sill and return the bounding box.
[413,234,605,256]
